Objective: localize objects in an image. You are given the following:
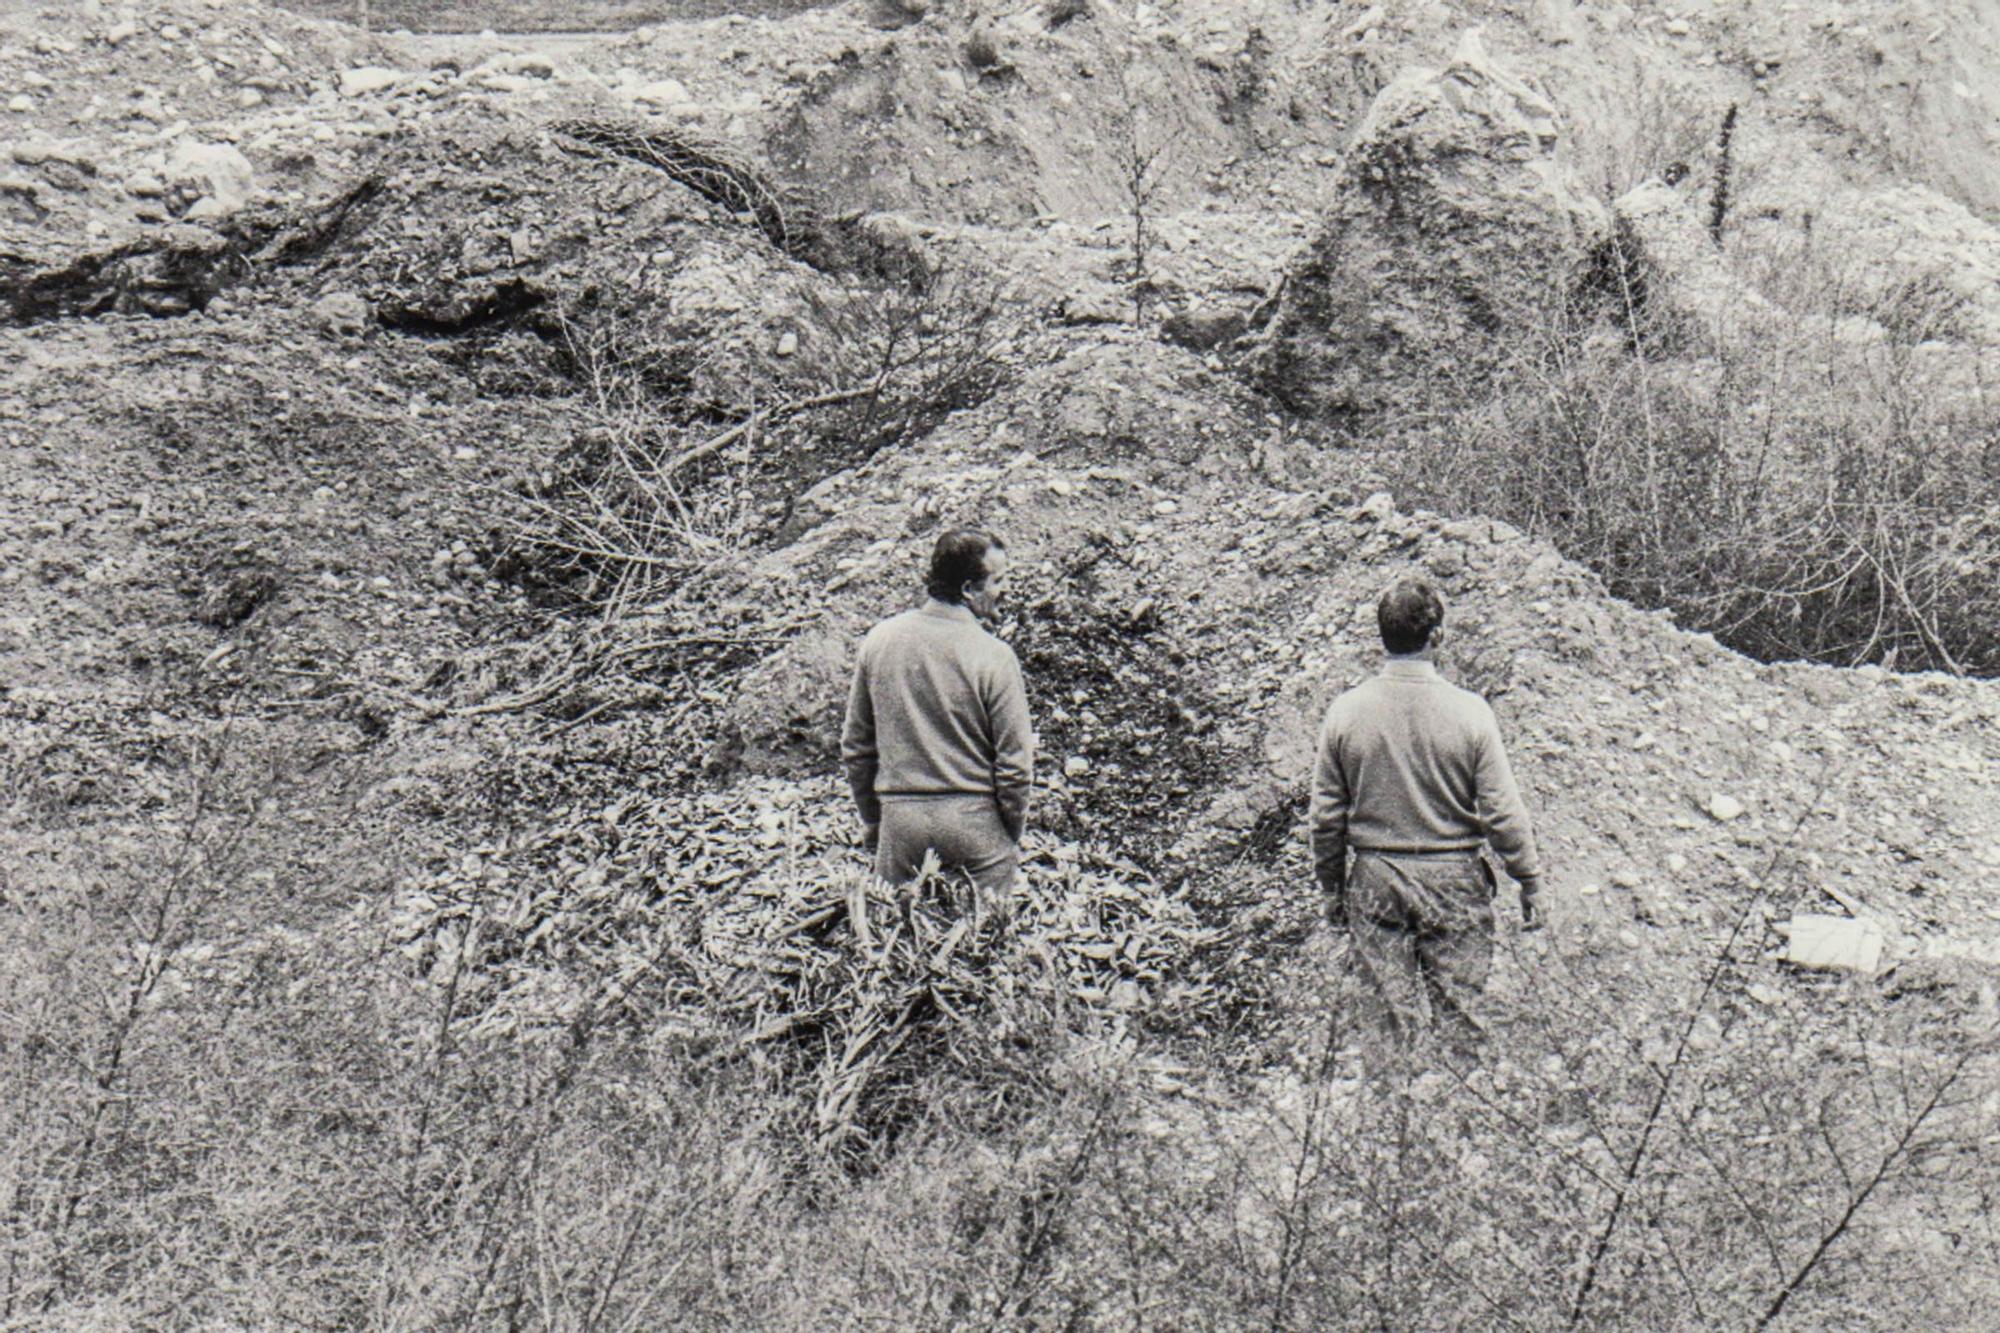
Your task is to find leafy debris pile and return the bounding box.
[1011,572,1225,872]
[384,775,1224,1163]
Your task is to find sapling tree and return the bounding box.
[1109,49,1174,324]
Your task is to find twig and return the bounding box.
[605,621,817,661]
[1566,771,1836,1326]
[1853,539,1965,675]
[1817,882,1872,919]
[365,680,448,720]
[663,386,878,478]
[542,696,623,737]
[1753,1029,1991,1328]
[451,665,580,719]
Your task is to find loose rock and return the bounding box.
[1782,914,1885,976]
[310,290,372,337]
[338,66,406,98]
[1705,793,1746,822]
[165,140,254,215]
[629,78,691,108]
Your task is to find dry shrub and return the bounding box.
[795,264,1027,455]
[0,729,794,1327]
[1387,236,2000,675]
[505,266,1023,616]
[1733,223,1973,344]
[384,777,1217,1174]
[753,814,2000,1328]
[495,313,755,615]
[1567,71,1720,204]
[1105,53,1175,323]
[0,762,1138,1325]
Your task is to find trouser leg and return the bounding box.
[1348,859,1432,1041]
[873,821,915,885]
[1417,893,1495,1044]
[961,842,1019,927]
[1350,854,1495,1045]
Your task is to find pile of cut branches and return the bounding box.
[553,118,823,260]
[441,587,817,731]
[383,777,1224,1165]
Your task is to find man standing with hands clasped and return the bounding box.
[1310,578,1545,1045]
[842,528,1034,926]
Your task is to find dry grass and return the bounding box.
[5,726,1996,1328]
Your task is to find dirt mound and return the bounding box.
[0,0,382,131]
[8,0,2000,1321]
[259,113,806,345]
[274,0,836,30]
[1285,0,2000,225]
[4,0,1997,1056]
[559,0,1355,225]
[0,0,394,260]
[709,324,2000,981]
[1688,0,2000,221]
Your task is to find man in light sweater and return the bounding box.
[842,528,1034,919]
[1310,578,1544,1043]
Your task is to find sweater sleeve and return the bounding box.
[1308,705,1351,900]
[1473,704,1542,882]
[987,646,1034,843]
[840,643,880,830]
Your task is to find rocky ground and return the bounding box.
[4,0,2000,1325]
[279,0,833,33]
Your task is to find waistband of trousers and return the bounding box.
[877,789,996,802]
[1352,844,1482,860]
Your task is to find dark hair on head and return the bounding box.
[927,527,1005,604]
[1377,578,1445,654]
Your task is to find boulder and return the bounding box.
[1251,31,1607,419]
[165,141,254,216]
